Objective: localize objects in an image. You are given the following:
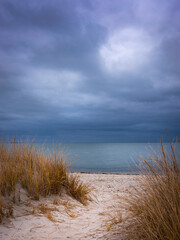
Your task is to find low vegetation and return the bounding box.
[0,140,91,222]
[125,137,180,240]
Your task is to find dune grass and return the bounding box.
[0,141,91,222]
[125,137,180,240]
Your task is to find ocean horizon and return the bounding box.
[31,142,180,174]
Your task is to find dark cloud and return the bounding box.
[0,0,180,142]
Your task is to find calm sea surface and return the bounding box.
[36,142,180,174]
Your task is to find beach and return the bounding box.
[0,173,140,240]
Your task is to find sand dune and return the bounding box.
[0,173,140,240]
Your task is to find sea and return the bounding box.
[35,142,180,174]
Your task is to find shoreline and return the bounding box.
[73,171,141,175]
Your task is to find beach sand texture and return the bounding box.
[0,173,140,240]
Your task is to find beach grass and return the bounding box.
[125,137,180,240]
[0,141,91,222]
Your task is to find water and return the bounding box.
[36,142,180,174]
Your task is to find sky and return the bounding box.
[0,0,180,142]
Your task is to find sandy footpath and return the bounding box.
[0,173,140,240]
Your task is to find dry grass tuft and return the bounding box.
[0,141,91,222]
[106,210,123,231]
[65,174,92,205]
[125,137,180,240]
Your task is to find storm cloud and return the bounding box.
[0,0,180,142]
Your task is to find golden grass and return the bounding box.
[0,141,91,222]
[125,137,180,240]
[65,174,92,205]
[105,210,122,231]
[65,209,76,218]
[31,203,62,222]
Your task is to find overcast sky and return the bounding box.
[0,0,180,142]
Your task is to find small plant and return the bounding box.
[65,174,92,205]
[125,136,180,240]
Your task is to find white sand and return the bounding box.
[0,173,140,240]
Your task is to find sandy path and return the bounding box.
[0,174,140,240]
